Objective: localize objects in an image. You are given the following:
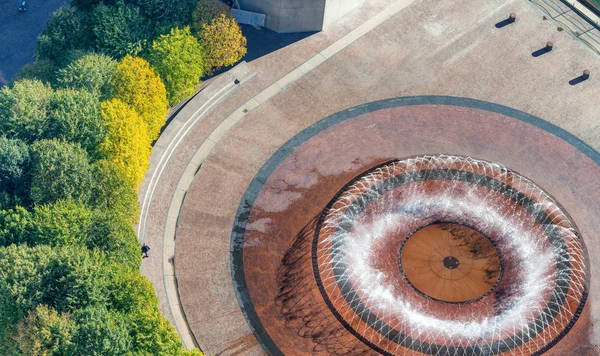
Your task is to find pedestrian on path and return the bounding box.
[141,243,150,258]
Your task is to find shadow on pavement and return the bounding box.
[205,24,317,80]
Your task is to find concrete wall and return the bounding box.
[238,0,365,33]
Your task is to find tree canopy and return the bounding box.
[29,139,93,205]
[0,80,53,142]
[112,55,169,141]
[197,14,246,73]
[56,53,117,101]
[148,27,205,104]
[99,99,150,187]
[92,1,152,58]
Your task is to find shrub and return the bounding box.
[29,140,94,205]
[148,27,205,104]
[0,80,53,142]
[56,53,117,101]
[92,1,152,58]
[99,99,150,187]
[112,55,168,141]
[197,14,246,73]
[45,88,106,158]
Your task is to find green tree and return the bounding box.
[99,99,150,187]
[0,80,53,142]
[71,306,132,355]
[130,0,198,28]
[197,14,246,73]
[112,55,168,141]
[27,200,92,248]
[90,160,139,224]
[29,140,94,205]
[39,247,108,313]
[45,89,106,158]
[36,7,93,63]
[56,53,116,101]
[0,138,30,209]
[8,305,75,356]
[0,207,31,246]
[148,27,205,104]
[92,1,152,58]
[17,60,58,86]
[0,244,54,341]
[87,211,140,270]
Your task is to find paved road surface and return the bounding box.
[0,0,68,85]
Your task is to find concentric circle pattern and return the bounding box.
[231,98,596,356]
[401,223,502,303]
[313,155,586,355]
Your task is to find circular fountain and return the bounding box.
[313,155,586,354]
[230,97,596,355]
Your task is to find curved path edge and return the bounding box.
[137,61,256,349]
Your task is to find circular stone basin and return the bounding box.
[400,223,502,303]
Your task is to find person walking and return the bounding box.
[141,243,150,258]
[18,0,26,12]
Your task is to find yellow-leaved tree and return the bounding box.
[197,13,247,74]
[112,55,168,141]
[99,98,150,188]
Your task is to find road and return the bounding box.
[0,0,68,85]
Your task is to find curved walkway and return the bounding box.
[141,0,600,354]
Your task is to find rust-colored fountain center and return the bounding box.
[400,223,502,303]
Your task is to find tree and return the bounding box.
[8,305,75,356]
[197,14,246,73]
[92,1,152,58]
[99,99,150,187]
[0,207,31,247]
[0,244,54,341]
[191,0,231,33]
[87,211,140,270]
[36,7,93,63]
[26,200,92,248]
[0,80,53,142]
[112,55,168,141]
[89,160,139,224]
[71,306,132,355]
[45,89,106,158]
[39,247,108,313]
[29,140,94,205]
[129,0,198,28]
[0,137,29,187]
[17,60,58,87]
[56,53,116,101]
[148,27,205,104]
